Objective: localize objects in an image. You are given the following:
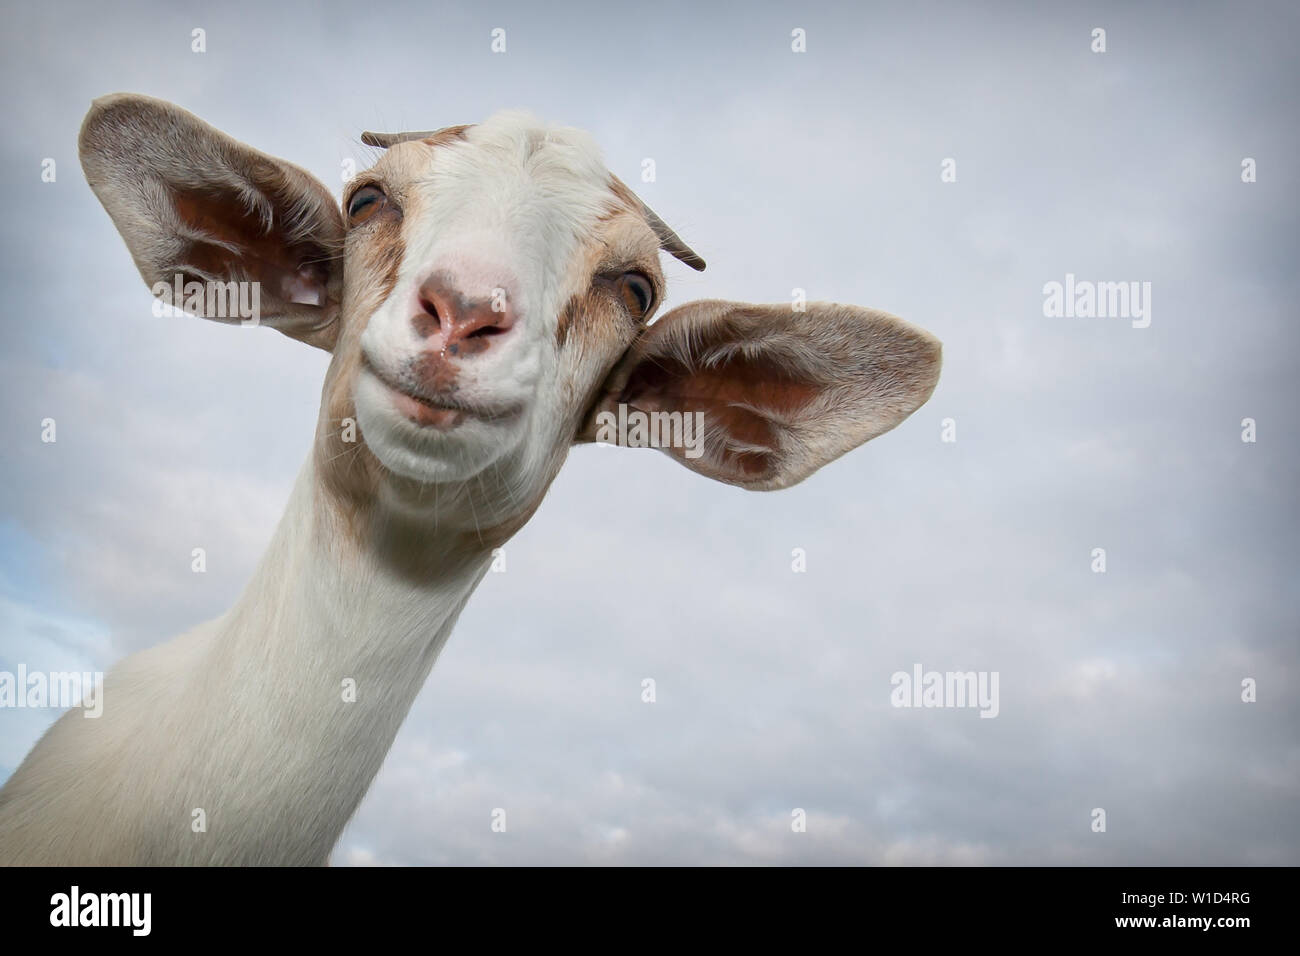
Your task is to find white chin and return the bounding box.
[352,370,515,484]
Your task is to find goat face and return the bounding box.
[337,115,676,530]
[80,95,943,545]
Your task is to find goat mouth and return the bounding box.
[360,359,519,431]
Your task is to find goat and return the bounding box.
[0,94,942,865]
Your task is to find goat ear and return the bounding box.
[576,300,942,490]
[79,93,345,351]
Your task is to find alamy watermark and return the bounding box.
[0,665,104,718]
[890,663,999,718]
[151,274,261,325]
[1042,273,1151,328]
[50,886,150,936]
[592,404,705,459]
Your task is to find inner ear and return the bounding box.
[616,343,821,481]
[171,186,334,309]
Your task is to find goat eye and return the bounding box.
[615,272,655,318]
[347,185,387,224]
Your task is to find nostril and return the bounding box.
[412,298,442,340]
[466,323,509,339]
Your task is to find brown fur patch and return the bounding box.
[316,337,385,534]
[348,215,405,316]
[409,351,460,393]
[606,176,643,220]
[555,292,579,348]
[420,125,472,149]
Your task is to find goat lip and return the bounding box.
[361,362,518,429]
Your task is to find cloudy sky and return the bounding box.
[1,0,1296,864]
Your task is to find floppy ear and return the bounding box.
[78,93,345,351]
[577,300,942,490]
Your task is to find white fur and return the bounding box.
[0,460,489,865]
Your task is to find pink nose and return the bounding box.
[411,272,516,357]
